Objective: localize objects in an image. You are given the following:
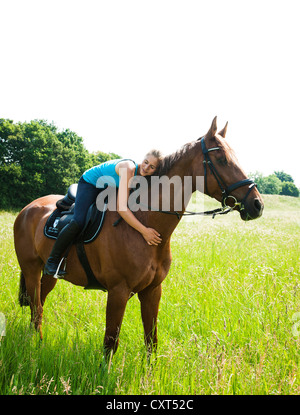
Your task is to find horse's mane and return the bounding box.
[153,134,237,178]
[155,141,195,177]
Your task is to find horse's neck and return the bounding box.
[147,144,197,238]
[163,144,196,210]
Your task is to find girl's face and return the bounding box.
[140,155,159,176]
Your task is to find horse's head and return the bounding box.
[197,117,264,221]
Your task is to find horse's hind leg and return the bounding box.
[41,273,57,306]
[22,261,44,339]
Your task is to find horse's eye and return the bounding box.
[216,158,228,166]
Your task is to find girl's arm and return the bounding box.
[116,161,162,246]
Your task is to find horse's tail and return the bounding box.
[19,272,30,307]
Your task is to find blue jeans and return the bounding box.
[73,176,100,229]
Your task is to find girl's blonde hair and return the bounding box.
[145,149,164,164]
[143,149,164,177]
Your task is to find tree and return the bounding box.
[280,182,299,197]
[249,170,299,197]
[261,174,282,195]
[0,119,121,209]
[274,171,294,183]
[91,151,120,165]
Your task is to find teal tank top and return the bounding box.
[82,159,138,188]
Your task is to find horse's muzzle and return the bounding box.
[240,197,264,221]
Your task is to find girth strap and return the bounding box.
[76,241,107,291]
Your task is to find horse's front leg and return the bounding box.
[104,286,130,359]
[138,284,162,356]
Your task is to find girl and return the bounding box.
[44,150,163,277]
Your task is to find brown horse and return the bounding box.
[14,117,263,357]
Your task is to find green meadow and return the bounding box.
[0,194,299,395]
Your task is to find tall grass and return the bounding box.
[0,195,299,394]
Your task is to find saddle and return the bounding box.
[44,184,107,244]
[56,183,78,211]
[44,184,108,290]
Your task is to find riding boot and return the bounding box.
[44,219,80,277]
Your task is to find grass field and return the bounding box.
[0,194,299,395]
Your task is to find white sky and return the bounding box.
[1,0,300,186]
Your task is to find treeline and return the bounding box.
[0,119,120,209]
[249,171,299,197]
[1,119,298,209]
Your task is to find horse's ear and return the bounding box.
[206,116,218,139]
[218,121,228,138]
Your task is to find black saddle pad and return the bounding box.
[44,202,107,244]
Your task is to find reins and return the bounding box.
[113,136,257,226]
[147,204,234,221]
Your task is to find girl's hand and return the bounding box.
[142,228,162,246]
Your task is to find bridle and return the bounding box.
[113,136,257,227]
[200,136,256,212]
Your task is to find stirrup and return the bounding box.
[53,257,67,279]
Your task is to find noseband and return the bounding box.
[200,137,256,211]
